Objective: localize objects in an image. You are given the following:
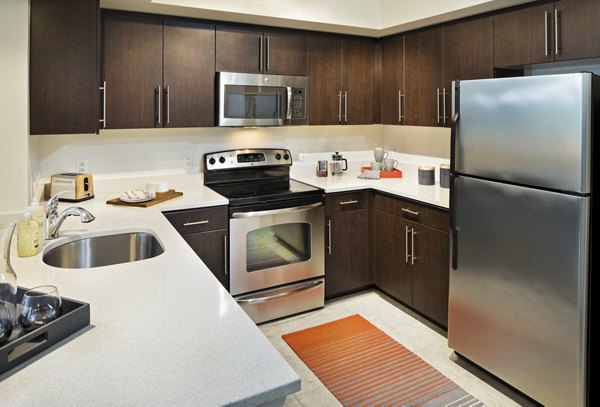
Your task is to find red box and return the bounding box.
[361,167,403,178]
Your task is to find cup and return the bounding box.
[374,148,388,162]
[18,285,62,332]
[0,302,13,345]
[383,158,399,172]
[370,161,382,171]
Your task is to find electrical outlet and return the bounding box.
[183,155,193,169]
[76,159,88,173]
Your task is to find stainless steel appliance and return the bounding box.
[204,148,324,324]
[217,72,308,127]
[449,73,599,406]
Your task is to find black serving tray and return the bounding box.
[0,287,90,376]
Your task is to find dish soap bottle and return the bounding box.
[27,201,45,249]
[17,212,39,257]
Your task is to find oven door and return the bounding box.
[229,202,324,296]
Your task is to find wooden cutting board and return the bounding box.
[106,189,183,208]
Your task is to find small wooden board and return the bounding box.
[106,189,183,208]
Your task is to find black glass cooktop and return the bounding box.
[208,178,322,207]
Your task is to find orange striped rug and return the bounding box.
[282,314,484,407]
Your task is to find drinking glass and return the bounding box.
[18,285,62,332]
[0,302,13,345]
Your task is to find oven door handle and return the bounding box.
[235,279,323,305]
[231,202,322,218]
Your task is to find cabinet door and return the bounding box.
[30,0,99,135]
[183,229,229,290]
[341,38,375,125]
[163,20,215,128]
[263,30,306,76]
[373,210,412,304]
[493,3,555,67]
[215,26,262,74]
[404,28,443,127]
[381,35,404,125]
[554,0,600,61]
[443,17,493,127]
[103,13,163,128]
[325,209,369,298]
[411,224,450,327]
[306,35,342,125]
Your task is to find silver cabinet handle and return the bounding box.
[436,88,441,123]
[344,91,348,123]
[339,200,358,205]
[544,11,550,56]
[259,36,264,72]
[223,234,228,275]
[401,208,420,216]
[232,202,322,218]
[554,9,560,55]
[183,220,209,227]
[327,219,332,255]
[411,228,417,265]
[99,81,107,129]
[155,85,162,125]
[398,91,404,123]
[286,86,293,120]
[235,279,323,304]
[165,85,170,124]
[337,91,342,122]
[442,88,447,124]
[266,36,270,72]
[405,226,410,263]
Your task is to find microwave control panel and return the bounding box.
[291,88,306,119]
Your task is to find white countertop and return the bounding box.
[292,151,450,209]
[1,172,299,407]
[1,151,447,405]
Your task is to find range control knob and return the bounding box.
[283,153,290,160]
[219,156,226,164]
[275,153,282,160]
[208,157,216,165]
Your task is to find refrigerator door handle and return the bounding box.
[450,80,460,270]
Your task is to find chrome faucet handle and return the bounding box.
[46,190,72,217]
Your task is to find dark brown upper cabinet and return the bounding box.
[30,0,99,135]
[381,35,405,125]
[215,26,306,76]
[442,16,494,123]
[404,28,444,127]
[307,34,375,125]
[103,13,215,129]
[494,1,600,67]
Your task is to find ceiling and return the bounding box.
[99,0,533,37]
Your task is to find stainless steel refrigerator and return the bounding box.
[448,73,599,406]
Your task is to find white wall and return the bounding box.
[0,0,31,216]
[35,125,384,177]
[383,125,450,159]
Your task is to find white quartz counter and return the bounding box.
[0,172,299,406]
[292,151,450,209]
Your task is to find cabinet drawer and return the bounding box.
[164,206,228,234]
[374,193,448,232]
[325,191,367,213]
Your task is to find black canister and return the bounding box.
[440,164,450,188]
[418,166,435,185]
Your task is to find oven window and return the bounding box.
[246,223,311,272]
[224,85,285,119]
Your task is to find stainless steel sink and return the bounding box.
[43,230,165,269]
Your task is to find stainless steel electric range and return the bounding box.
[204,148,325,324]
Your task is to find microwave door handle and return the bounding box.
[286,86,293,120]
[232,202,322,218]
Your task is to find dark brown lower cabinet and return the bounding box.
[373,193,450,327]
[182,230,228,289]
[325,192,370,298]
[163,206,229,289]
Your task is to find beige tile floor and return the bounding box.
[260,290,539,407]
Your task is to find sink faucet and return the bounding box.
[45,192,96,240]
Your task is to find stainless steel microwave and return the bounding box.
[217,72,308,127]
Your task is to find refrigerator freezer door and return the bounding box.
[456,73,592,194]
[448,176,589,406]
